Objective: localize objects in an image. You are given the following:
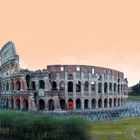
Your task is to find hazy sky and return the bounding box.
[0,0,140,86]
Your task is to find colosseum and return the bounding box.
[0,41,128,111]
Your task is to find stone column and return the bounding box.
[88,99,91,109]
[20,96,23,110]
[81,99,84,110]
[64,72,68,97]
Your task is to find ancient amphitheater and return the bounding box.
[0,41,128,111]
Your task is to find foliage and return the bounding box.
[0,110,88,140]
[130,83,140,95]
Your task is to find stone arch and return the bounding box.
[76,98,81,109]
[16,99,20,110]
[5,98,9,108]
[121,98,123,105]
[11,98,14,109]
[104,82,108,93]
[11,81,14,91]
[68,81,73,92]
[39,80,45,89]
[91,81,96,91]
[91,99,96,109]
[84,99,88,109]
[104,98,108,108]
[98,82,102,93]
[84,81,89,91]
[114,98,117,107]
[118,98,120,106]
[60,99,66,110]
[118,84,120,93]
[76,81,81,92]
[52,81,57,90]
[49,99,54,111]
[109,83,112,92]
[26,75,31,89]
[23,99,28,110]
[59,81,65,91]
[114,83,116,92]
[98,98,102,108]
[67,99,73,110]
[6,82,9,91]
[39,99,45,110]
[31,81,36,90]
[109,98,112,107]
[16,81,21,91]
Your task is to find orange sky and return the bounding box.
[0,0,140,86]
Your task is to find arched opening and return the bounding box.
[34,92,38,105]
[84,81,89,91]
[16,81,21,91]
[11,81,14,91]
[59,81,65,91]
[76,98,81,109]
[60,99,66,110]
[104,98,108,108]
[114,98,117,107]
[84,99,88,109]
[118,98,120,106]
[109,83,112,92]
[11,98,14,109]
[23,99,28,110]
[118,84,120,93]
[76,81,81,92]
[68,81,73,92]
[39,80,45,89]
[98,98,102,108]
[49,99,54,111]
[39,99,45,110]
[26,75,31,89]
[31,81,36,90]
[91,81,96,91]
[16,99,20,110]
[109,98,112,107]
[67,99,73,110]
[5,98,9,108]
[91,99,96,109]
[98,83,102,93]
[121,98,123,105]
[68,74,73,80]
[52,81,57,90]
[104,83,108,93]
[6,82,9,91]
[114,83,116,92]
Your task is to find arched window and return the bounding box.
[98,98,102,108]
[49,99,54,111]
[6,82,9,91]
[76,98,81,109]
[59,81,65,91]
[84,99,88,109]
[109,83,112,92]
[104,98,108,108]
[104,82,108,93]
[60,99,66,110]
[26,75,31,89]
[91,99,96,109]
[39,99,45,110]
[114,83,116,92]
[52,81,57,90]
[109,98,112,107]
[16,99,20,110]
[84,81,88,91]
[118,84,120,93]
[67,99,73,110]
[76,81,81,92]
[23,99,28,110]
[39,80,45,89]
[11,81,14,91]
[98,83,102,93]
[16,81,21,91]
[31,81,36,90]
[68,81,73,92]
[91,81,96,91]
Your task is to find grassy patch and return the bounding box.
[89,117,140,140]
[128,96,140,101]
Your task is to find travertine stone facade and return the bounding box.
[0,41,128,111]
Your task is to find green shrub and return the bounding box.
[0,110,88,140]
